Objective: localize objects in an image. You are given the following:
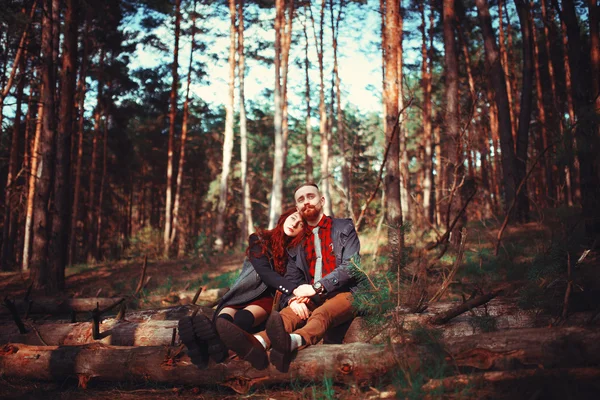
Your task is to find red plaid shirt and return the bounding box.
[304,215,337,282]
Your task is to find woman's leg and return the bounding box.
[232,304,269,331]
[217,307,237,322]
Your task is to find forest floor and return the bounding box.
[1,207,599,399]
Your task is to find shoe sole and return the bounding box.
[178,316,209,368]
[216,319,268,370]
[266,311,292,373]
[193,315,228,363]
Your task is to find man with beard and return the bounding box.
[216,183,361,372]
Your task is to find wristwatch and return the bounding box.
[313,281,326,295]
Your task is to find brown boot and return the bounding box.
[266,311,293,373]
[215,318,269,370]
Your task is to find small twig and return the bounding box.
[350,259,378,290]
[4,297,27,334]
[426,188,476,252]
[135,255,148,295]
[171,328,177,347]
[429,228,468,303]
[116,302,127,321]
[191,286,204,305]
[562,252,573,321]
[429,289,502,325]
[28,324,48,346]
[92,302,101,340]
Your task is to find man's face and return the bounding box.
[295,185,324,221]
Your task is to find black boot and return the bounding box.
[193,314,228,363]
[178,316,209,368]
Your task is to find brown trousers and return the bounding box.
[257,292,356,347]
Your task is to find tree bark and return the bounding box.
[51,0,78,290]
[498,0,518,147]
[215,0,236,247]
[237,0,253,244]
[1,40,26,270]
[561,0,600,241]
[30,0,58,291]
[442,0,463,243]
[420,1,434,226]
[303,7,314,183]
[268,0,294,227]
[513,0,534,223]
[172,0,196,255]
[163,0,181,258]
[383,0,403,273]
[86,49,105,262]
[22,79,44,272]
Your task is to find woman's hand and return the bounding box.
[293,284,316,298]
[289,298,310,320]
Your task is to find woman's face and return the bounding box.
[283,212,304,237]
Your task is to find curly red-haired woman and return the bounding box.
[178,208,314,369]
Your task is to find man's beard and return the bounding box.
[301,205,320,220]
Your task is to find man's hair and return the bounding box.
[293,182,320,197]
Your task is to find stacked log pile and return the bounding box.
[1,290,599,396]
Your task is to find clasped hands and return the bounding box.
[289,284,316,320]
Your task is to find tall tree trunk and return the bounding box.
[303,8,314,183]
[531,2,553,207]
[31,0,58,291]
[383,0,403,272]
[95,104,109,260]
[163,0,181,258]
[513,0,534,222]
[498,0,518,148]
[173,0,197,255]
[51,0,78,290]
[420,1,434,226]
[269,0,294,227]
[23,80,44,272]
[68,21,89,266]
[269,0,284,229]
[1,50,26,270]
[237,0,253,244]
[475,0,517,215]
[315,0,332,217]
[443,0,463,242]
[332,0,352,219]
[560,0,600,241]
[397,3,409,224]
[215,0,236,247]
[86,50,105,262]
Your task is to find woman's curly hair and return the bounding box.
[246,207,305,275]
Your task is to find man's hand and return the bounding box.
[289,299,310,320]
[293,284,316,298]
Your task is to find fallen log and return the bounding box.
[2,303,596,347]
[0,342,399,393]
[0,307,215,346]
[342,297,599,342]
[1,327,599,392]
[0,289,227,316]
